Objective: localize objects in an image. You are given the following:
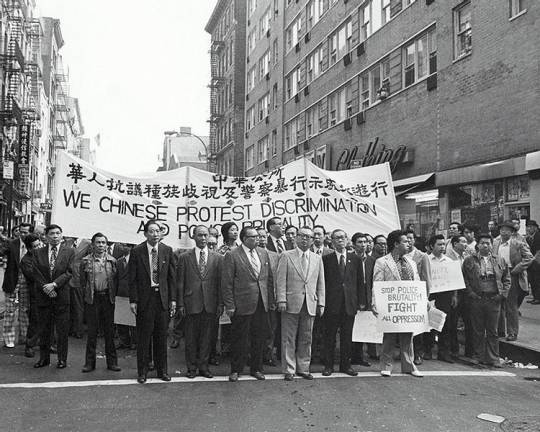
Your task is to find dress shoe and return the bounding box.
[296,372,313,380]
[322,368,333,376]
[250,371,265,380]
[137,375,147,384]
[408,370,423,378]
[34,359,50,368]
[506,334,517,341]
[82,364,95,373]
[438,354,454,364]
[24,347,35,358]
[56,361,67,369]
[340,368,358,377]
[169,340,179,349]
[413,355,423,366]
[186,370,197,379]
[284,373,294,381]
[199,370,214,379]
[229,372,239,382]
[380,370,391,377]
[158,373,171,382]
[107,365,121,372]
[147,362,155,371]
[4,342,15,348]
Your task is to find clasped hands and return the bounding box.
[42,283,57,298]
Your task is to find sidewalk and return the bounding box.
[499,295,540,365]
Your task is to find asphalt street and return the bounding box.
[0,338,539,432]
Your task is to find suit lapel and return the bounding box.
[290,250,305,280]
[189,249,200,277]
[386,256,401,280]
[238,247,257,280]
[142,243,151,280]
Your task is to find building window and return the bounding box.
[403,29,435,87]
[306,106,319,137]
[258,50,271,80]
[360,74,370,110]
[257,135,269,164]
[248,0,257,17]
[370,58,390,103]
[328,19,352,66]
[246,145,255,170]
[382,0,391,25]
[307,48,321,83]
[271,129,277,156]
[272,83,278,110]
[361,3,370,41]
[246,106,256,130]
[272,38,279,65]
[286,16,302,52]
[247,66,256,92]
[285,67,299,99]
[454,2,472,59]
[509,0,526,17]
[258,93,270,121]
[306,0,321,30]
[259,7,272,38]
[284,119,298,149]
[248,27,258,53]
[328,93,337,126]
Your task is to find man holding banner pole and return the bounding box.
[373,230,423,378]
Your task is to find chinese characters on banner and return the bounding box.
[52,151,400,248]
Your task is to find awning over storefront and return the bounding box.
[393,173,434,196]
[525,151,540,171]
[436,156,527,187]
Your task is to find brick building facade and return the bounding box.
[243,0,539,238]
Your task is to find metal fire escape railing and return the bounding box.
[207,38,226,162]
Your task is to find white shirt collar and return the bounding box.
[147,242,158,254]
[242,243,256,256]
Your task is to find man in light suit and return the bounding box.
[373,229,422,377]
[321,229,365,376]
[276,226,325,381]
[222,226,274,382]
[129,220,177,384]
[178,225,222,379]
[492,220,533,341]
[30,224,75,369]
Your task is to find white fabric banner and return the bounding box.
[52,151,400,248]
[373,281,429,334]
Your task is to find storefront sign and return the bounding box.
[336,137,408,173]
[40,201,53,211]
[373,280,429,333]
[2,161,14,180]
[18,124,31,166]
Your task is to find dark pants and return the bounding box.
[455,291,474,356]
[171,311,184,341]
[470,295,501,364]
[351,342,378,362]
[230,296,269,374]
[136,291,169,376]
[69,284,85,336]
[528,264,540,301]
[117,325,136,346]
[500,275,521,337]
[26,289,40,348]
[84,294,117,367]
[427,291,457,357]
[185,311,214,372]
[209,317,219,359]
[322,311,354,370]
[264,309,279,362]
[311,316,324,363]
[38,303,69,362]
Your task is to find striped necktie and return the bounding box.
[151,247,159,284]
[50,245,57,275]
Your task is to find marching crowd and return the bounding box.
[1,216,539,383]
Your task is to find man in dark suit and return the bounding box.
[129,220,176,384]
[31,224,75,369]
[351,232,377,365]
[178,225,222,379]
[222,226,274,382]
[266,217,292,253]
[322,229,365,376]
[2,222,33,350]
[115,245,136,349]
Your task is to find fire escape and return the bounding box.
[53,57,68,150]
[207,38,225,173]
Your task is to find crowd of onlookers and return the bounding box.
[1,215,538,382]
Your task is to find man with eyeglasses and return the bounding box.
[222,226,274,382]
[276,227,325,381]
[371,235,387,260]
[266,217,290,253]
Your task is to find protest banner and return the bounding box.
[352,311,384,344]
[51,151,400,248]
[373,281,429,333]
[430,260,466,294]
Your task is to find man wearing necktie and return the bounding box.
[321,230,365,376]
[129,220,177,383]
[222,226,274,382]
[29,224,74,369]
[177,225,222,379]
[276,226,325,381]
[266,217,291,253]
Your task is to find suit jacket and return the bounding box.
[492,236,533,292]
[462,253,510,298]
[311,245,333,256]
[221,245,274,315]
[80,253,117,305]
[115,255,130,297]
[178,248,222,315]
[373,254,420,282]
[2,238,24,293]
[69,239,92,288]
[30,244,75,306]
[267,249,279,301]
[128,241,176,311]
[323,251,365,316]
[266,235,292,253]
[276,249,325,316]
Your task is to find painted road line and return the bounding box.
[0,370,516,389]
